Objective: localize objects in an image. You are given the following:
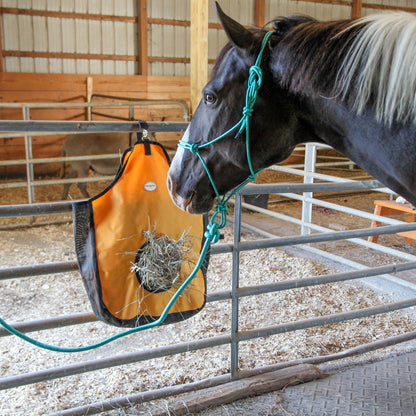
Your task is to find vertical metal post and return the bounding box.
[23,106,35,203]
[301,143,317,235]
[230,193,242,379]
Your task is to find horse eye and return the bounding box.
[204,93,216,105]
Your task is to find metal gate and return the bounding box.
[1,121,416,415]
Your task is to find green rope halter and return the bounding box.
[180,30,273,244]
[0,31,272,352]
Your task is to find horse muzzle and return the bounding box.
[167,174,194,213]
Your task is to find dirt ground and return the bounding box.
[1,155,416,415]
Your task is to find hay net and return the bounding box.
[73,139,208,328]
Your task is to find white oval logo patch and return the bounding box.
[144,181,157,192]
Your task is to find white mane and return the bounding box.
[337,12,416,126]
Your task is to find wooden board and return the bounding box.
[150,364,326,416]
[0,72,190,176]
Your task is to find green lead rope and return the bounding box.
[0,31,273,353]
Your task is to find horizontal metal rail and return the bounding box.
[0,244,228,282]
[0,100,189,122]
[0,175,115,190]
[238,201,416,263]
[0,201,73,218]
[2,260,415,338]
[2,134,416,415]
[0,179,388,217]
[0,334,232,390]
[90,94,190,121]
[48,329,416,416]
[235,222,416,253]
[2,223,415,282]
[0,287,232,338]
[2,296,415,391]
[237,297,416,342]
[268,164,393,195]
[0,312,97,338]
[0,120,188,133]
[0,261,79,281]
[240,180,385,195]
[0,153,122,167]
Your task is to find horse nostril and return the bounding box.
[167,175,175,194]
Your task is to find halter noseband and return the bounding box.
[179,31,273,243]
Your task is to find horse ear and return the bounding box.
[215,2,253,49]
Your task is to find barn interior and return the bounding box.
[1,1,416,415]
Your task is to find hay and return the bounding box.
[130,228,197,293]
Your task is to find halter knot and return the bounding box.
[215,203,228,214]
[248,65,263,90]
[204,222,221,244]
[242,106,253,118]
[248,173,257,182]
[189,144,200,154]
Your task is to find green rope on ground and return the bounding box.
[0,31,273,353]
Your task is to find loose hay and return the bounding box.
[1,224,416,415]
[130,228,196,293]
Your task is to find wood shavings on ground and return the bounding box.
[0,224,415,415]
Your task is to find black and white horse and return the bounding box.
[168,4,416,214]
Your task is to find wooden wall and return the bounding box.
[0,72,190,177]
[1,0,415,177]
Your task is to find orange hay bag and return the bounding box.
[73,139,208,327]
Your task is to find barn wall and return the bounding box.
[1,1,415,77]
[1,0,139,75]
[0,72,189,177]
[266,0,351,20]
[1,0,415,178]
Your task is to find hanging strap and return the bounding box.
[136,120,151,155]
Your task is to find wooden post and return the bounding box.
[255,0,266,27]
[351,0,362,19]
[190,0,208,115]
[86,76,93,120]
[138,0,148,76]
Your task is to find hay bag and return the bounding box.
[73,136,208,328]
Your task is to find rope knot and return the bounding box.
[248,173,257,182]
[248,65,263,90]
[189,144,199,154]
[242,106,253,118]
[204,222,221,244]
[215,203,228,214]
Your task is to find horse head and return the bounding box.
[168,3,300,214]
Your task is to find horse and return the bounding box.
[167,3,416,215]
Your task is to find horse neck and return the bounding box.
[302,94,416,206]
